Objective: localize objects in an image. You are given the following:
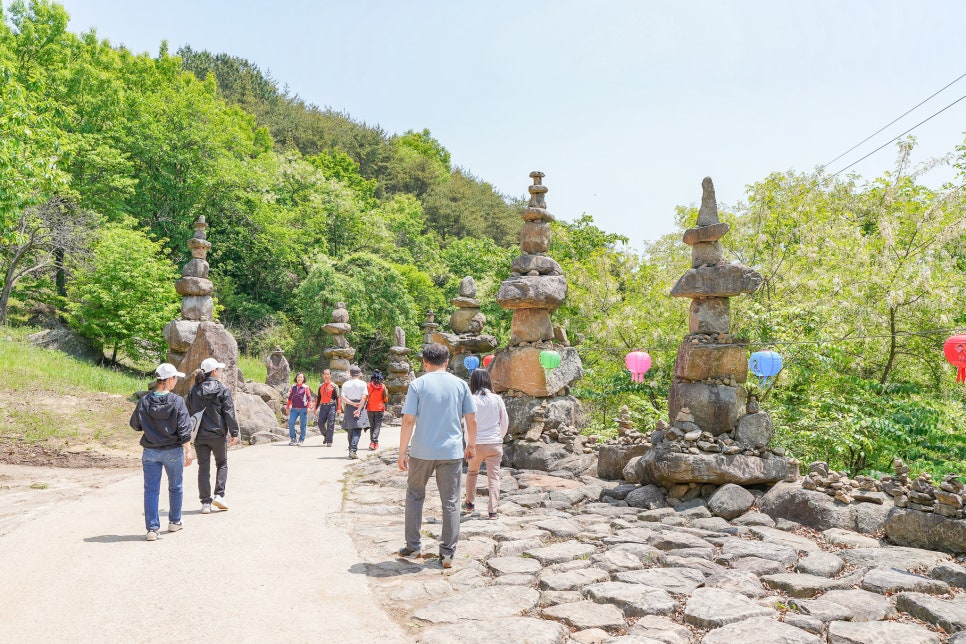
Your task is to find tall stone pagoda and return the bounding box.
[322,302,354,386]
[432,276,498,378]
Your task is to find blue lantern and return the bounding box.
[749,350,783,389]
[463,355,480,371]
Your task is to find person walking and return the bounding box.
[315,369,341,447]
[366,370,389,450]
[187,358,240,514]
[397,343,477,569]
[340,365,369,459]
[462,369,508,519]
[286,372,313,446]
[130,363,193,541]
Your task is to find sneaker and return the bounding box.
[324,443,333,447]
[168,521,183,532]
[369,442,376,450]
[288,440,296,446]
[213,496,229,511]
[397,546,421,557]
[462,501,475,513]
[201,503,212,514]
[348,451,358,459]
[441,554,453,569]
[298,441,304,447]
[146,530,159,541]
[488,512,498,520]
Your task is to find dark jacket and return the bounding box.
[187,377,240,439]
[130,392,192,450]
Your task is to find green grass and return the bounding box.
[238,354,268,383]
[29,482,48,490]
[4,408,77,442]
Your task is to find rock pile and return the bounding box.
[322,302,354,386]
[880,458,966,519]
[265,346,290,394]
[432,276,498,378]
[386,326,414,415]
[802,461,887,505]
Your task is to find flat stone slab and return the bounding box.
[626,615,694,644]
[884,508,966,554]
[702,569,767,597]
[542,599,626,630]
[412,586,539,623]
[701,616,822,644]
[583,581,677,617]
[749,526,823,553]
[615,567,705,594]
[647,532,715,551]
[524,541,595,565]
[718,538,799,565]
[683,587,775,628]
[387,579,454,602]
[818,589,896,621]
[533,517,582,538]
[822,528,880,549]
[761,573,848,598]
[796,552,845,577]
[839,546,951,571]
[895,592,966,634]
[827,620,941,644]
[789,598,854,622]
[861,566,950,595]
[930,561,966,588]
[486,556,543,576]
[637,450,792,487]
[539,567,610,591]
[417,616,569,644]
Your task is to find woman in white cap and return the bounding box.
[130,363,193,541]
[187,357,240,513]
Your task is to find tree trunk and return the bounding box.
[54,247,66,297]
[880,307,898,385]
[0,260,18,326]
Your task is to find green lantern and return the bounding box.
[539,350,561,370]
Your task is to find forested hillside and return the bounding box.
[3,1,966,478]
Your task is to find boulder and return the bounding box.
[690,241,725,267]
[735,411,773,449]
[668,381,746,435]
[496,276,567,311]
[624,485,668,510]
[674,343,748,382]
[450,308,485,334]
[173,321,239,396]
[895,592,966,634]
[509,309,554,344]
[174,276,213,297]
[520,222,552,254]
[683,222,731,245]
[670,263,763,298]
[758,481,892,533]
[28,324,102,362]
[708,483,756,520]
[623,456,644,484]
[163,319,201,353]
[504,396,582,437]
[503,441,595,477]
[458,276,478,298]
[689,297,731,334]
[511,254,563,276]
[321,322,351,335]
[636,449,795,487]
[243,381,281,403]
[181,258,209,278]
[597,444,649,481]
[234,390,280,441]
[181,295,213,321]
[490,347,582,397]
[884,508,966,554]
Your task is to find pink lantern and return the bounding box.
[625,351,652,383]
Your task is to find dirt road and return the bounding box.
[0,429,409,643]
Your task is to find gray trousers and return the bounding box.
[405,457,462,557]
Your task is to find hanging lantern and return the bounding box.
[463,355,480,371]
[944,335,966,383]
[482,354,495,369]
[625,351,652,383]
[539,350,561,370]
[749,350,783,389]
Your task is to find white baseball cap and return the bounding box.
[155,363,186,380]
[200,357,226,373]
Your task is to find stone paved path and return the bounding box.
[0,430,407,643]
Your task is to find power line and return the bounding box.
[829,93,966,178]
[823,73,966,169]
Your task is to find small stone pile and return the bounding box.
[322,302,354,386]
[385,326,413,415]
[432,276,498,378]
[518,402,593,455]
[881,458,966,518]
[801,462,886,505]
[163,216,215,367]
[265,346,290,394]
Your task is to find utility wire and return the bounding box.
[823,73,966,169]
[829,93,966,178]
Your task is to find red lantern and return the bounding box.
[625,351,652,383]
[482,354,494,369]
[945,335,966,383]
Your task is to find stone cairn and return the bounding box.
[322,302,354,386]
[163,216,214,367]
[801,461,887,505]
[432,276,498,378]
[385,326,414,415]
[879,458,966,518]
[633,178,798,487]
[490,172,585,455]
[265,346,290,394]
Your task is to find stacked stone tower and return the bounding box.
[322,302,354,386]
[163,216,214,367]
[385,326,414,413]
[433,276,498,378]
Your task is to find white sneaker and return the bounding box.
[168,521,183,533]
[201,503,212,514]
[213,496,229,511]
[146,530,159,541]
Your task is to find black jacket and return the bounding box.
[187,377,240,439]
[130,392,192,449]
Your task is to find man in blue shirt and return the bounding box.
[398,343,477,568]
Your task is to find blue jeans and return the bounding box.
[289,408,308,442]
[142,446,184,531]
[347,427,362,452]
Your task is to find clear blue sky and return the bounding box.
[54,0,966,248]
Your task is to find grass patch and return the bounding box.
[1,408,76,443]
[29,482,48,490]
[238,354,268,383]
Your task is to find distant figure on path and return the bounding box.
[187,358,240,514]
[286,372,313,446]
[340,365,369,459]
[366,370,389,450]
[130,363,193,541]
[316,369,341,447]
[463,369,508,519]
[397,343,477,568]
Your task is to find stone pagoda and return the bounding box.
[433,276,498,378]
[385,326,414,415]
[322,302,354,386]
[635,177,798,487]
[163,216,214,367]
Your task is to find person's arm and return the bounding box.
[334,384,342,413]
[463,412,477,461]
[307,386,314,412]
[175,398,193,465]
[383,387,389,404]
[398,413,416,471]
[221,386,241,445]
[129,400,142,431]
[497,396,509,439]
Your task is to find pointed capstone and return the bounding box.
[697,177,719,226]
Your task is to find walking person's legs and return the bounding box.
[195,438,213,504]
[464,451,485,511]
[368,411,383,447]
[211,436,229,502]
[319,405,335,444]
[403,457,434,553]
[142,449,163,534]
[297,408,307,443]
[483,445,503,516]
[435,459,462,560]
[348,428,362,455]
[288,408,299,444]
[161,447,184,526]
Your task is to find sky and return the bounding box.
[52,0,966,249]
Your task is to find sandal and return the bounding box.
[462,501,475,512]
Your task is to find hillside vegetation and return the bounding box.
[2,1,966,478]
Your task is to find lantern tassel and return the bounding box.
[959,366,966,384]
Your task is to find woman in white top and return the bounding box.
[463,369,508,519]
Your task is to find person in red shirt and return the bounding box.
[366,370,389,450]
[315,369,341,447]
